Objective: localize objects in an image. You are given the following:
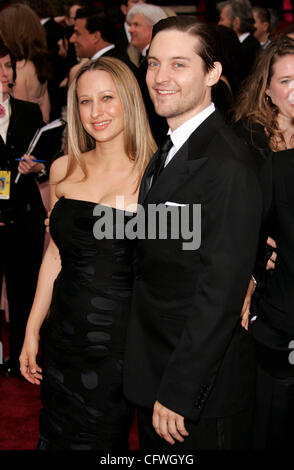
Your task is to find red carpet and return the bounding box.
[0,312,139,450]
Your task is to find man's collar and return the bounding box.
[168,103,216,153]
[141,44,150,58]
[124,21,131,43]
[239,32,250,43]
[91,44,115,61]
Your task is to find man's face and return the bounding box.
[146,30,219,131]
[253,9,269,43]
[70,18,96,58]
[0,54,13,101]
[129,13,152,52]
[218,5,233,28]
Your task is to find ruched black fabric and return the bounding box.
[38,197,135,450]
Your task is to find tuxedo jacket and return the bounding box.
[123,110,263,422]
[239,34,261,84]
[102,46,138,77]
[0,96,45,223]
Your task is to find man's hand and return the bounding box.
[240,277,256,330]
[45,209,52,233]
[266,236,277,270]
[17,154,44,175]
[152,400,189,445]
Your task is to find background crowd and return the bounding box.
[0,0,294,452]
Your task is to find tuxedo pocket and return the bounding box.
[164,201,187,207]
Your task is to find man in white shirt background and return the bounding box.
[69,6,137,83]
[252,5,271,48]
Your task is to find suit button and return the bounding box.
[135,274,142,280]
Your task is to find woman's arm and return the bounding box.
[39,86,51,124]
[19,157,66,384]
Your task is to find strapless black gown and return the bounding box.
[38,197,135,450]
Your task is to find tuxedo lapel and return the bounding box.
[141,110,225,205]
[6,97,19,147]
[139,149,160,204]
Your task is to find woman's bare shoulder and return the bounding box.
[49,155,69,184]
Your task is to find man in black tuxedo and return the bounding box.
[69,7,137,75]
[218,0,260,84]
[116,0,146,61]
[123,16,262,449]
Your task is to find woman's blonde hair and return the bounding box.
[232,36,294,151]
[66,57,156,188]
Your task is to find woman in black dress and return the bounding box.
[19,57,156,450]
[232,36,294,449]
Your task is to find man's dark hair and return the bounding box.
[0,36,17,83]
[151,16,220,72]
[218,0,255,34]
[75,7,116,44]
[253,6,271,26]
[65,0,84,17]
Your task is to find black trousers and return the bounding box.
[252,343,294,450]
[137,405,254,450]
[0,211,44,366]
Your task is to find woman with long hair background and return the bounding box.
[233,36,294,449]
[0,3,52,123]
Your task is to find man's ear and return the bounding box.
[232,16,240,34]
[121,4,127,16]
[93,30,101,44]
[263,22,270,34]
[207,61,222,87]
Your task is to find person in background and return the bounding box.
[64,1,84,26]
[127,3,167,64]
[68,7,137,83]
[0,3,52,123]
[217,0,260,84]
[0,38,48,378]
[57,26,78,108]
[252,6,271,48]
[232,36,294,449]
[126,3,169,145]
[211,24,241,118]
[117,0,146,66]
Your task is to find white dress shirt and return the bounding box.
[91,45,115,61]
[0,97,11,143]
[124,21,131,43]
[238,32,250,43]
[165,103,216,167]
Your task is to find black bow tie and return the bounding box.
[152,135,173,186]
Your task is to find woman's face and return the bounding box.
[266,54,294,120]
[58,38,68,58]
[77,70,125,145]
[0,54,13,100]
